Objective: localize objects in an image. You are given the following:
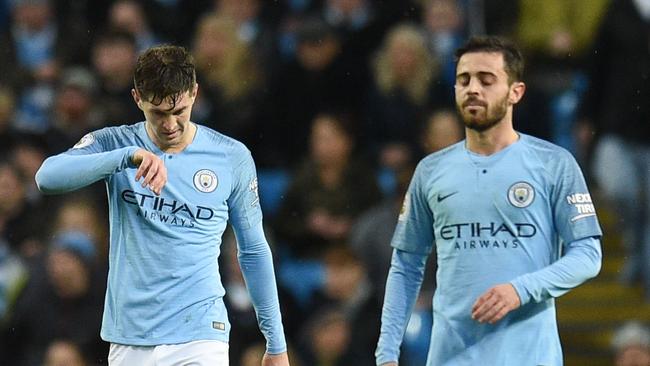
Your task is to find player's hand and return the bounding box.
[380,363,398,366]
[132,149,167,195]
[471,283,521,324]
[261,351,289,366]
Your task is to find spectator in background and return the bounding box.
[51,197,108,261]
[2,231,107,366]
[192,14,265,146]
[272,0,324,62]
[43,340,88,366]
[298,306,372,365]
[421,0,466,90]
[321,0,387,67]
[611,321,650,366]
[306,247,381,362]
[264,18,368,168]
[364,23,449,171]
[581,0,650,301]
[108,0,162,53]
[44,67,104,154]
[0,84,20,151]
[212,0,277,65]
[91,29,141,125]
[515,0,608,147]
[139,0,211,45]
[349,165,416,296]
[1,0,58,132]
[0,159,47,258]
[276,112,381,259]
[420,109,464,154]
[0,237,28,322]
[9,138,48,205]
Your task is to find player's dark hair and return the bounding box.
[134,45,196,108]
[455,36,524,84]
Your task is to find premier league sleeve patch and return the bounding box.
[398,192,411,221]
[249,177,259,207]
[73,133,95,149]
[508,182,535,208]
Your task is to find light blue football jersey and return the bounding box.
[35,122,286,352]
[377,134,602,365]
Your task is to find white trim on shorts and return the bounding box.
[108,340,229,366]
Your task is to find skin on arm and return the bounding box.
[131,148,167,195]
[262,351,290,366]
[471,283,521,324]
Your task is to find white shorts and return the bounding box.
[108,340,229,366]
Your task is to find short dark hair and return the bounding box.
[455,36,524,84]
[133,45,196,108]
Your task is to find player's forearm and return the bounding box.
[35,147,138,194]
[236,223,287,354]
[510,236,602,305]
[376,248,428,365]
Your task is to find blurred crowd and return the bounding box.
[0,0,649,365]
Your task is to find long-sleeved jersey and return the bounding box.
[35,122,286,353]
[376,133,602,365]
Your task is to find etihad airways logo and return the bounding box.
[121,190,215,227]
[440,222,537,251]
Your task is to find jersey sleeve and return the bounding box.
[391,161,435,255]
[227,148,262,230]
[35,130,138,194]
[551,150,602,241]
[227,147,287,354]
[375,248,428,365]
[510,150,603,305]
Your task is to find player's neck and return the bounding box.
[465,118,519,156]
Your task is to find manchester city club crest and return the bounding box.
[193,169,218,193]
[508,182,535,208]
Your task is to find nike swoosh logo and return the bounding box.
[437,191,458,202]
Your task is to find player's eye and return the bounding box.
[456,75,469,86]
[480,75,496,86]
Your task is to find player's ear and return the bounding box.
[192,83,199,99]
[508,81,526,105]
[132,88,144,110]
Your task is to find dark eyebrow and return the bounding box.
[457,71,498,78]
[477,71,497,78]
[151,106,188,114]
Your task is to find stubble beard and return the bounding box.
[458,95,509,133]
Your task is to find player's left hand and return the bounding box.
[471,283,521,324]
[261,351,290,366]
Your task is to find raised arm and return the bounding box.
[35,146,139,194]
[35,131,167,195]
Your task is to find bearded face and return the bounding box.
[456,89,509,132]
[454,52,522,133]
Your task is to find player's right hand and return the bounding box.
[132,149,167,195]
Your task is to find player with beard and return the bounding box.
[375,36,602,366]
